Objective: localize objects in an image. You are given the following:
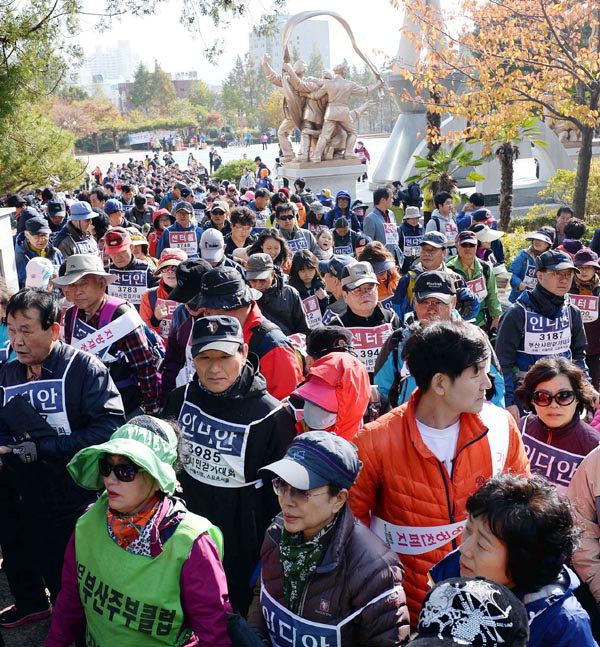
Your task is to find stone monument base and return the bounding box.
[282,159,363,201]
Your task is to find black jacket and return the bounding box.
[256,272,310,336]
[0,342,125,516]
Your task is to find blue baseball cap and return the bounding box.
[69,201,94,220]
[260,431,361,490]
[318,255,356,280]
[536,249,580,273]
[104,199,123,215]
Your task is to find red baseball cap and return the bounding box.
[292,376,338,413]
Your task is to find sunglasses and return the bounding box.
[277,215,295,221]
[99,457,140,482]
[272,477,329,502]
[211,210,225,216]
[531,390,576,407]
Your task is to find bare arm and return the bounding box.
[261,53,282,88]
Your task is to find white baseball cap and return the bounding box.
[200,228,225,263]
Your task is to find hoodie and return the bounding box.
[326,191,362,231]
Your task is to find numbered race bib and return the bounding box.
[569,294,599,323]
[254,210,270,230]
[348,324,393,373]
[74,239,99,256]
[467,276,488,303]
[523,308,571,356]
[523,264,537,288]
[403,235,422,257]
[156,298,178,341]
[380,296,394,312]
[333,244,353,256]
[370,516,465,556]
[384,223,399,246]
[169,230,198,257]
[523,432,584,493]
[302,296,323,329]
[286,237,309,254]
[179,400,252,487]
[107,270,148,306]
[2,356,75,436]
[0,339,11,365]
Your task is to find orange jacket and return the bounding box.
[305,352,371,440]
[349,390,530,624]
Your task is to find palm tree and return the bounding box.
[495,142,520,230]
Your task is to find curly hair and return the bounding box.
[515,356,595,416]
[466,473,580,592]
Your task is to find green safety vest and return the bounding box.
[75,493,223,647]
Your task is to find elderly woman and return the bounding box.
[45,415,232,647]
[247,431,410,646]
[515,357,600,491]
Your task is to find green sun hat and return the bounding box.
[67,417,179,495]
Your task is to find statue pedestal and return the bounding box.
[282,159,363,201]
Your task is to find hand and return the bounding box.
[262,53,271,64]
[506,405,520,422]
[154,301,169,321]
[518,282,526,291]
[316,287,328,300]
[0,446,11,455]
[8,441,37,463]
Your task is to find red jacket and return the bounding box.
[242,303,302,401]
[349,390,530,623]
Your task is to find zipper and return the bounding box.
[297,572,315,616]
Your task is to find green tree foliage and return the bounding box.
[130,62,153,112]
[307,46,325,78]
[151,62,177,114]
[220,52,270,128]
[189,80,215,110]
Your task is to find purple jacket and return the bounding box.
[518,413,600,456]
[45,497,233,647]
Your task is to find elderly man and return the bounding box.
[54,200,99,259]
[310,62,381,161]
[0,288,123,627]
[55,254,161,416]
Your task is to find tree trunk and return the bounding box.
[498,143,514,230]
[92,132,99,154]
[426,90,442,161]
[573,125,593,218]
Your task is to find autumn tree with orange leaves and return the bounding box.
[400,0,599,220]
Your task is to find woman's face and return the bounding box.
[262,238,282,261]
[298,267,316,285]
[161,265,178,288]
[578,266,597,282]
[277,479,347,540]
[532,240,551,253]
[532,373,578,428]
[318,231,333,251]
[459,515,513,588]
[103,454,158,515]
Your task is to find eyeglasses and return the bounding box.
[348,283,377,295]
[277,214,295,221]
[161,266,177,273]
[272,477,329,502]
[531,390,576,407]
[99,457,140,482]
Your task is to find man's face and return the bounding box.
[109,248,133,268]
[90,194,102,209]
[173,187,181,200]
[175,209,192,228]
[249,271,275,293]
[68,275,107,311]
[194,346,248,393]
[72,219,91,233]
[323,273,338,295]
[439,198,453,216]
[25,231,50,250]
[457,241,477,264]
[49,214,65,227]
[210,209,227,229]
[342,282,378,316]
[277,211,295,232]
[557,210,572,229]
[335,226,349,238]
[439,357,492,415]
[232,223,252,240]
[414,296,455,324]
[420,244,445,270]
[255,196,268,210]
[185,194,194,204]
[378,193,393,211]
[7,308,59,366]
[537,268,574,296]
[337,197,350,210]
[122,190,133,202]
[108,211,123,227]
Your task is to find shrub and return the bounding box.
[212,159,250,183]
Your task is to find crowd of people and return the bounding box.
[2,150,600,647]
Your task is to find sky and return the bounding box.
[74,0,406,85]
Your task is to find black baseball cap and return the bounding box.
[188,267,262,312]
[134,194,147,207]
[191,315,244,357]
[169,259,213,303]
[181,188,192,198]
[25,216,51,235]
[47,199,66,217]
[536,249,580,273]
[306,326,354,359]
[260,431,362,490]
[457,230,478,245]
[414,271,456,303]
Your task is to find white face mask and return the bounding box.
[304,401,338,431]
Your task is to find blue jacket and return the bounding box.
[495,285,589,406]
[157,222,204,257]
[509,249,538,303]
[14,232,63,288]
[374,312,505,407]
[430,550,597,647]
[325,191,362,231]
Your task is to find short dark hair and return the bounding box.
[469,192,485,207]
[294,178,306,190]
[77,190,91,204]
[403,321,488,391]
[434,191,453,209]
[275,203,293,219]
[121,184,131,193]
[556,206,574,219]
[207,184,219,193]
[91,187,106,203]
[373,187,392,206]
[515,356,595,415]
[467,473,580,592]
[254,188,269,199]
[230,206,256,228]
[271,192,289,210]
[563,218,585,240]
[6,288,61,330]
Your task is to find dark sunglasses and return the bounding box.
[211,210,226,216]
[532,390,576,407]
[99,457,140,482]
[278,214,295,221]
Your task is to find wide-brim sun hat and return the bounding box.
[67,420,179,495]
[475,226,504,243]
[52,254,118,286]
